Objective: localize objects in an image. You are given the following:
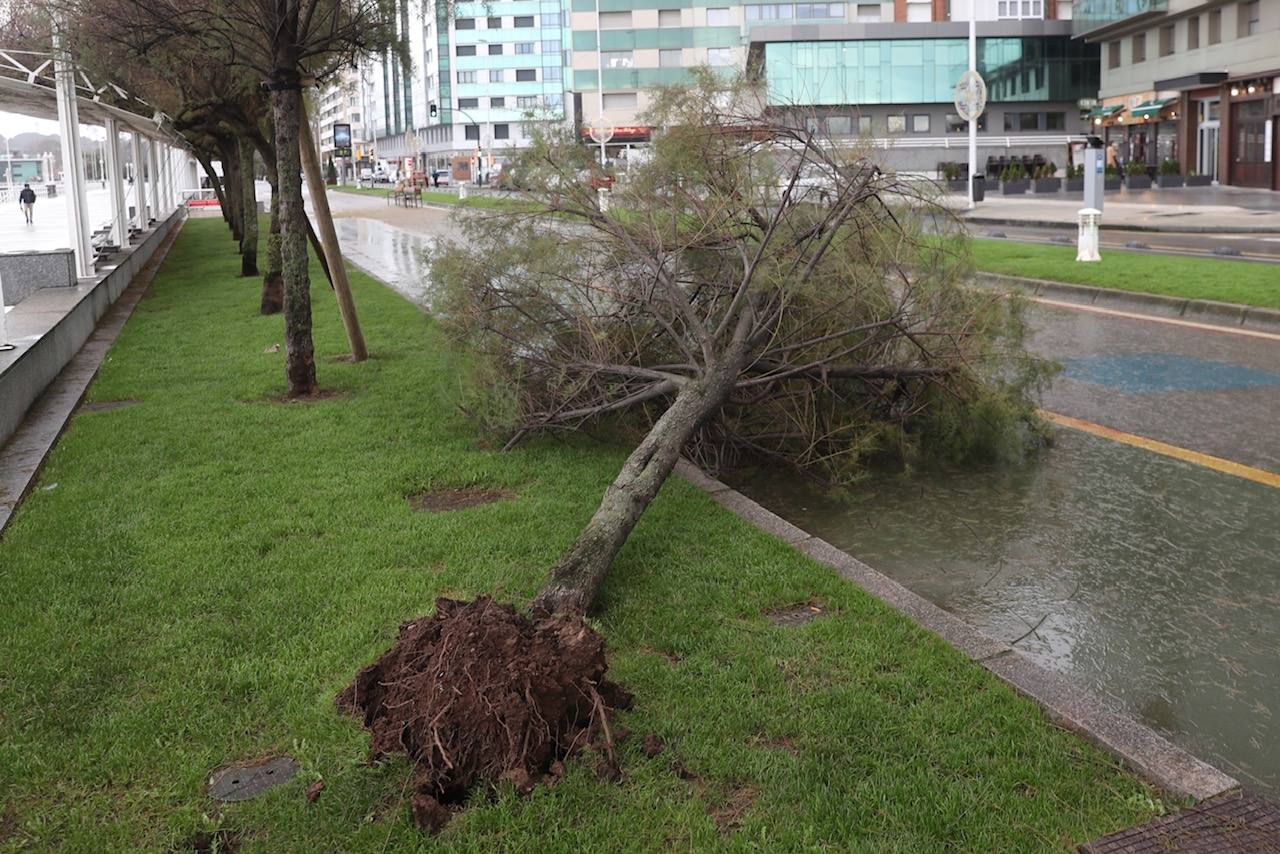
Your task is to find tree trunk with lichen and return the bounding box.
[261,183,283,313]
[219,138,244,246]
[239,137,259,277]
[271,81,316,397]
[532,359,747,616]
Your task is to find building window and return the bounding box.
[458,97,479,108]
[490,69,504,82]
[487,16,502,28]
[515,68,537,81]
[489,43,503,55]
[455,17,475,29]
[603,91,638,109]
[887,114,906,133]
[602,50,634,68]
[1159,24,1174,56]
[906,1,932,22]
[491,97,506,108]
[1187,15,1199,49]
[599,11,632,27]
[827,116,853,135]
[1240,1,1260,36]
[542,12,563,26]
[1208,9,1221,43]
[706,47,733,66]
[658,8,681,26]
[515,42,534,54]
[997,0,1042,18]
[1057,0,1072,19]
[457,70,476,83]
[1108,40,1120,69]
[946,113,987,132]
[858,115,872,134]
[516,95,538,108]
[911,114,930,132]
[464,124,480,141]
[494,123,510,140]
[856,3,879,21]
[546,93,564,108]
[542,39,560,53]
[544,66,563,81]
[1045,111,1065,130]
[659,48,682,66]
[456,44,476,56]
[514,15,535,27]
[706,7,732,25]
[1131,32,1145,63]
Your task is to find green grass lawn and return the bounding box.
[0,218,1170,852]
[971,239,1280,309]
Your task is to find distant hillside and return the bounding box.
[1,132,116,170]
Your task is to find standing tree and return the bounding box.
[346,76,1052,831]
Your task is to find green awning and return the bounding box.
[1129,98,1176,119]
[1086,104,1125,119]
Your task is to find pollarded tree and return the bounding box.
[437,75,1052,615]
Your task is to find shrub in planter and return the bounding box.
[1185,170,1212,187]
[1064,163,1085,192]
[1000,162,1029,194]
[1031,162,1061,193]
[1156,158,1184,189]
[941,162,967,192]
[1124,160,1152,190]
[1103,164,1122,190]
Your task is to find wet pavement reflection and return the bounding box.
[333,217,439,308]
[731,429,1280,792]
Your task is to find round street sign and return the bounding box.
[588,124,615,144]
[954,70,987,122]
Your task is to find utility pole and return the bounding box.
[967,0,976,210]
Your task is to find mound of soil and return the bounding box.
[340,597,631,833]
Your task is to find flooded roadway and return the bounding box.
[324,193,1280,794]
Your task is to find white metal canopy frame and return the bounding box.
[0,44,190,279]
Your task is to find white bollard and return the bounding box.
[1077,208,1101,263]
[597,186,610,212]
[0,273,15,352]
[458,182,469,201]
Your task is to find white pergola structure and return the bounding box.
[0,45,197,279]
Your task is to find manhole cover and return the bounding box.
[207,756,300,801]
[1213,246,1242,256]
[986,230,1007,238]
[1125,240,1150,249]
[1050,235,1073,244]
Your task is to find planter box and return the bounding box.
[947,179,968,193]
[1065,178,1085,192]
[1186,174,1212,187]
[1126,175,1152,190]
[1001,180,1029,195]
[1157,175,1185,189]
[1032,177,1061,193]
[1104,178,1122,190]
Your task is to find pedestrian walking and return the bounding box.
[18,183,36,224]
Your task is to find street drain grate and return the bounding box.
[1213,246,1243,256]
[1080,789,1280,853]
[207,756,300,801]
[1125,241,1151,249]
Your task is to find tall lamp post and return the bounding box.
[954,0,987,211]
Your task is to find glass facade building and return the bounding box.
[764,37,1100,107]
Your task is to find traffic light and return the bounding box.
[429,102,438,118]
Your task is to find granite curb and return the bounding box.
[974,272,1280,334]
[674,459,1240,802]
[965,215,1280,235]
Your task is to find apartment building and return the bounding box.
[316,68,370,181]
[368,0,572,179]
[571,0,1100,171]
[1081,0,1279,189]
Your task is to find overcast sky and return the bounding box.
[1,111,107,141]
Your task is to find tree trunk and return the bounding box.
[261,181,283,314]
[532,363,745,616]
[271,85,317,397]
[298,105,368,361]
[239,138,260,277]
[194,152,229,228]
[219,138,244,246]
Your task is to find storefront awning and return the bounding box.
[1129,98,1177,120]
[1086,104,1125,119]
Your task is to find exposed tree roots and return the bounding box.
[340,597,631,834]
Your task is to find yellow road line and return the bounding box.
[1040,410,1280,489]
[1030,296,1280,342]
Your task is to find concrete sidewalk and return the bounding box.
[944,187,1280,233]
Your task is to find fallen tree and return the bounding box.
[347,75,1053,832]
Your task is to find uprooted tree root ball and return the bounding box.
[339,597,632,833]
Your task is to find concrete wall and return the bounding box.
[0,208,185,447]
[0,250,75,307]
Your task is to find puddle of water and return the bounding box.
[732,428,1280,792]
[333,217,437,308]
